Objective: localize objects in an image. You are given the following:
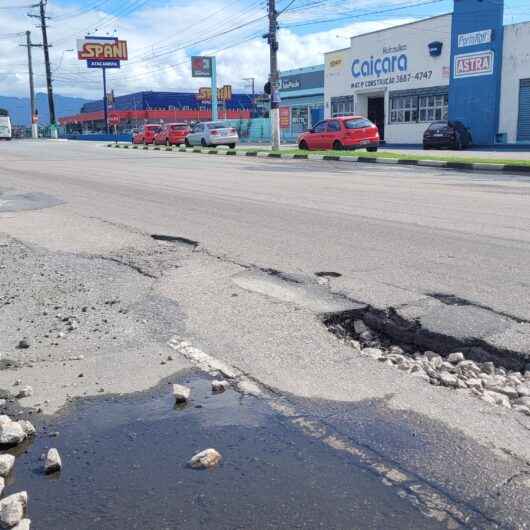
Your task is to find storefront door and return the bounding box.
[368,97,385,141]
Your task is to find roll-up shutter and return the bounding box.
[517,79,530,142]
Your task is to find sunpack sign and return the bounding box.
[279,69,324,94]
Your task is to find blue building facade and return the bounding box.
[278,65,324,138]
[81,91,254,114]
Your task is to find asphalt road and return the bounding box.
[2,140,530,319]
[1,139,530,528]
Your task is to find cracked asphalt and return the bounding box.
[0,139,529,528]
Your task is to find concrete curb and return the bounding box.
[106,144,530,174]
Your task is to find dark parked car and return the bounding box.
[423,121,472,150]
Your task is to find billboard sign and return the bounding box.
[454,50,494,78]
[191,56,213,78]
[197,85,232,101]
[77,36,128,69]
[457,29,492,48]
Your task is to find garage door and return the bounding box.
[517,79,530,141]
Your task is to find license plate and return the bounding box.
[219,131,228,136]
[359,139,369,144]
[433,133,443,137]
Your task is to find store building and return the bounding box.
[279,65,324,138]
[60,90,255,133]
[324,0,530,145]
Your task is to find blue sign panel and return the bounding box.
[448,0,504,145]
[280,69,324,92]
[87,59,120,69]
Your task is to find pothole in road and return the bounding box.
[150,234,199,248]
[6,373,451,530]
[315,271,342,278]
[325,314,530,417]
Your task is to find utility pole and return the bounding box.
[29,0,56,138]
[20,31,38,139]
[211,56,218,121]
[266,0,280,150]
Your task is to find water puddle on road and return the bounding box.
[5,374,450,530]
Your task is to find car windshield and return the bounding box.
[344,118,373,129]
[206,122,229,129]
[146,126,161,132]
[428,121,448,130]
[171,125,188,131]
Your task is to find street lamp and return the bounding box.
[53,49,74,75]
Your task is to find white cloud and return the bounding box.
[0,0,415,100]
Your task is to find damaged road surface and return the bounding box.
[7,374,454,530]
[0,140,529,529]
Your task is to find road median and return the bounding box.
[107,143,530,174]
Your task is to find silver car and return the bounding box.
[185,121,239,148]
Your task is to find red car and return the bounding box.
[154,123,191,146]
[133,124,162,145]
[298,116,379,152]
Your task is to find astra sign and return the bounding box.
[454,50,494,78]
[352,54,408,78]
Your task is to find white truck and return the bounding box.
[0,109,12,140]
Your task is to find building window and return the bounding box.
[390,96,418,123]
[331,96,354,117]
[418,94,448,122]
[390,92,448,124]
[291,106,309,133]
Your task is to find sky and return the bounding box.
[0,0,528,101]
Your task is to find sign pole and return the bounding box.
[102,66,109,134]
[211,57,218,121]
[114,123,118,145]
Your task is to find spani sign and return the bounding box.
[77,37,128,62]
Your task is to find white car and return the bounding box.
[0,111,12,140]
[185,121,239,148]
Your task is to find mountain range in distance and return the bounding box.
[0,93,91,126]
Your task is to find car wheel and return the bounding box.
[299,140,308,150]
[332,140,343,151]
[201,138,207,147]
[366,146,378,153]
[228,143,236,149]
[423,144,431,150]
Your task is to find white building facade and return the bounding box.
[324,1,530,145]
